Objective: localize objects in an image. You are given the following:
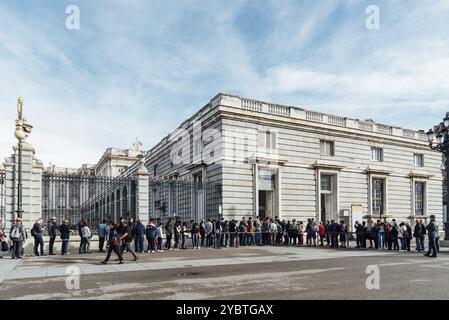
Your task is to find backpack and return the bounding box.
[11,226,21,240]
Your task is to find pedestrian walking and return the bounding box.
[101,223,124,264]
[59,219,70,255]
[31,218,45,256]
[9,218,27,259]
[48,217,58,255]
[118,220,138,260]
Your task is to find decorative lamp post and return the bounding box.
[13,97,33,219]
[427,112,449,240]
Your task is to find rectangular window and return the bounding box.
[153,164,158,176]
[415,181,425,215]
[320,140,335,156]
[257,130,277,150]
[414,154,424,167]
[371,147,383,161]
[372,178,384,215]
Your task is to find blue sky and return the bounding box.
[1,0,449,167]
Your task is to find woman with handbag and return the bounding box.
[101,223,124,264]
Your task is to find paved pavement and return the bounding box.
[1,246,448,300]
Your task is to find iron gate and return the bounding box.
[148,178,222,224]
[42,173,137,230]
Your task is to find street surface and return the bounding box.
[1,246,448,300]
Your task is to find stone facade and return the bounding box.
[137,93,443,227]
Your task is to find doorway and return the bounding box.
[320,174,336,223]
[258,190,273,220]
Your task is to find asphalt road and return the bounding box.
[1,246,448,300]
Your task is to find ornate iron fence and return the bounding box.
[148,178,222,224]
[42,173,137,230]
[0,170,5,224]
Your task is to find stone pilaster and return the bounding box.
[135,160,149,225]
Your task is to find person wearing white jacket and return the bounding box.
[398,223,407,252]
[81,223,92,254]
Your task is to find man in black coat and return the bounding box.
[48,217,58,255]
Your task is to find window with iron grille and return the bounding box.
[415,181,425,215]
[372,178,384,214]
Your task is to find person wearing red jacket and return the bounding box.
[318,222,326,247]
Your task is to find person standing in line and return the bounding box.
[10,218,27,259]
[318,221,325,247]
[424,215,438,258]
[48,217,58,255]
[145,219,157,253]
[81,221,92,254]
[405,222,412,252]
[101,223,124,264]
[269,219,277,246]
[339,220,348,248]
[214,219,222,248]
[385,223,393,250]
[192,220,200,249]
[173,221,181,250]
[59,219,70,255]
[305,219,312,246]
[328,220,339,248]
[165,219,173,251]
[223,220,230,247]
[135,220,145,253]
[398,222,406,252]
[98,219,108,253]
[205,218,213,248]
[78,219,85,254]
[180,222,187,249]
[298,221,304,246]
[419,219,426,252]
[391,222,399,251]
[354,221,362,249]
[156,223,164,252]
[377,220,386,250]
[199,219,206,247]
[229,220,236,247]
[239,217,248,247]
[290,219,298,246]
[32,218,45,257]
[413,219,423,251]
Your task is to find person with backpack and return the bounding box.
[10,218,27,259]
[81,220,92,254]
[48,217,58,255]
[32,217,45,256]
[145,219,158,253]
[59,219,70,255]
[101,223,124,264]
[98,219,108,253]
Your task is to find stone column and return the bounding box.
[135,161,149,226]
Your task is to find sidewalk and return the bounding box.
[0,246,404,282]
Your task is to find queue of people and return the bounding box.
[0,214,442,260]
